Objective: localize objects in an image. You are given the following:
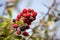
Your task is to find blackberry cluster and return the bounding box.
[12,9,37,36]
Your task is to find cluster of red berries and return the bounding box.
[12,9,37,36]
[16,9,37,25]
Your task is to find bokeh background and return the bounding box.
[0,0,60,40]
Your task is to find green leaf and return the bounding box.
[45,30,48,34]
[48,16,52,21]
[17,21,22,25]
[39,29,42,32]
[0,16,4,19]
[14,35,22,39]
[0,37,4,40]
[23,38,25,40]
[15,0,19,4]
[53,18,58,22]
[58,13,60,16]
[15,39,19,40]
[7,9,12,18]
[14,0,19,6]
[0,22,8,28]
[4,36,11,40]
[36,38,39,40]
[0,16,7,20]
[6,18,11,21]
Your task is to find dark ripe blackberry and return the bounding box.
[20,26,26,31]
[26,25,30,29]
[13,19,16,23]
[27,22,31,25]
[29,19,33,22]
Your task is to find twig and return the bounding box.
[28,0,57,40]
[43,0,56,19]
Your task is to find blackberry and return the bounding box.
[13,19,16,23]
[29,19,33,22]
[20,26,26,31]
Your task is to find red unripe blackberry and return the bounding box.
[13,23,18,28]
[23,13,27,17]
[17,30,21,35]
[31,9,34,12]
[26,13,31,18]
[32,12,37,17]
[23,9,27,13]
[16,18,20,21]
[23,32,29,36]
[24,19,31,25]
[20,12,24,16]
[28,9,34,13]
[17,14,21,19]
[28,9,32,13]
